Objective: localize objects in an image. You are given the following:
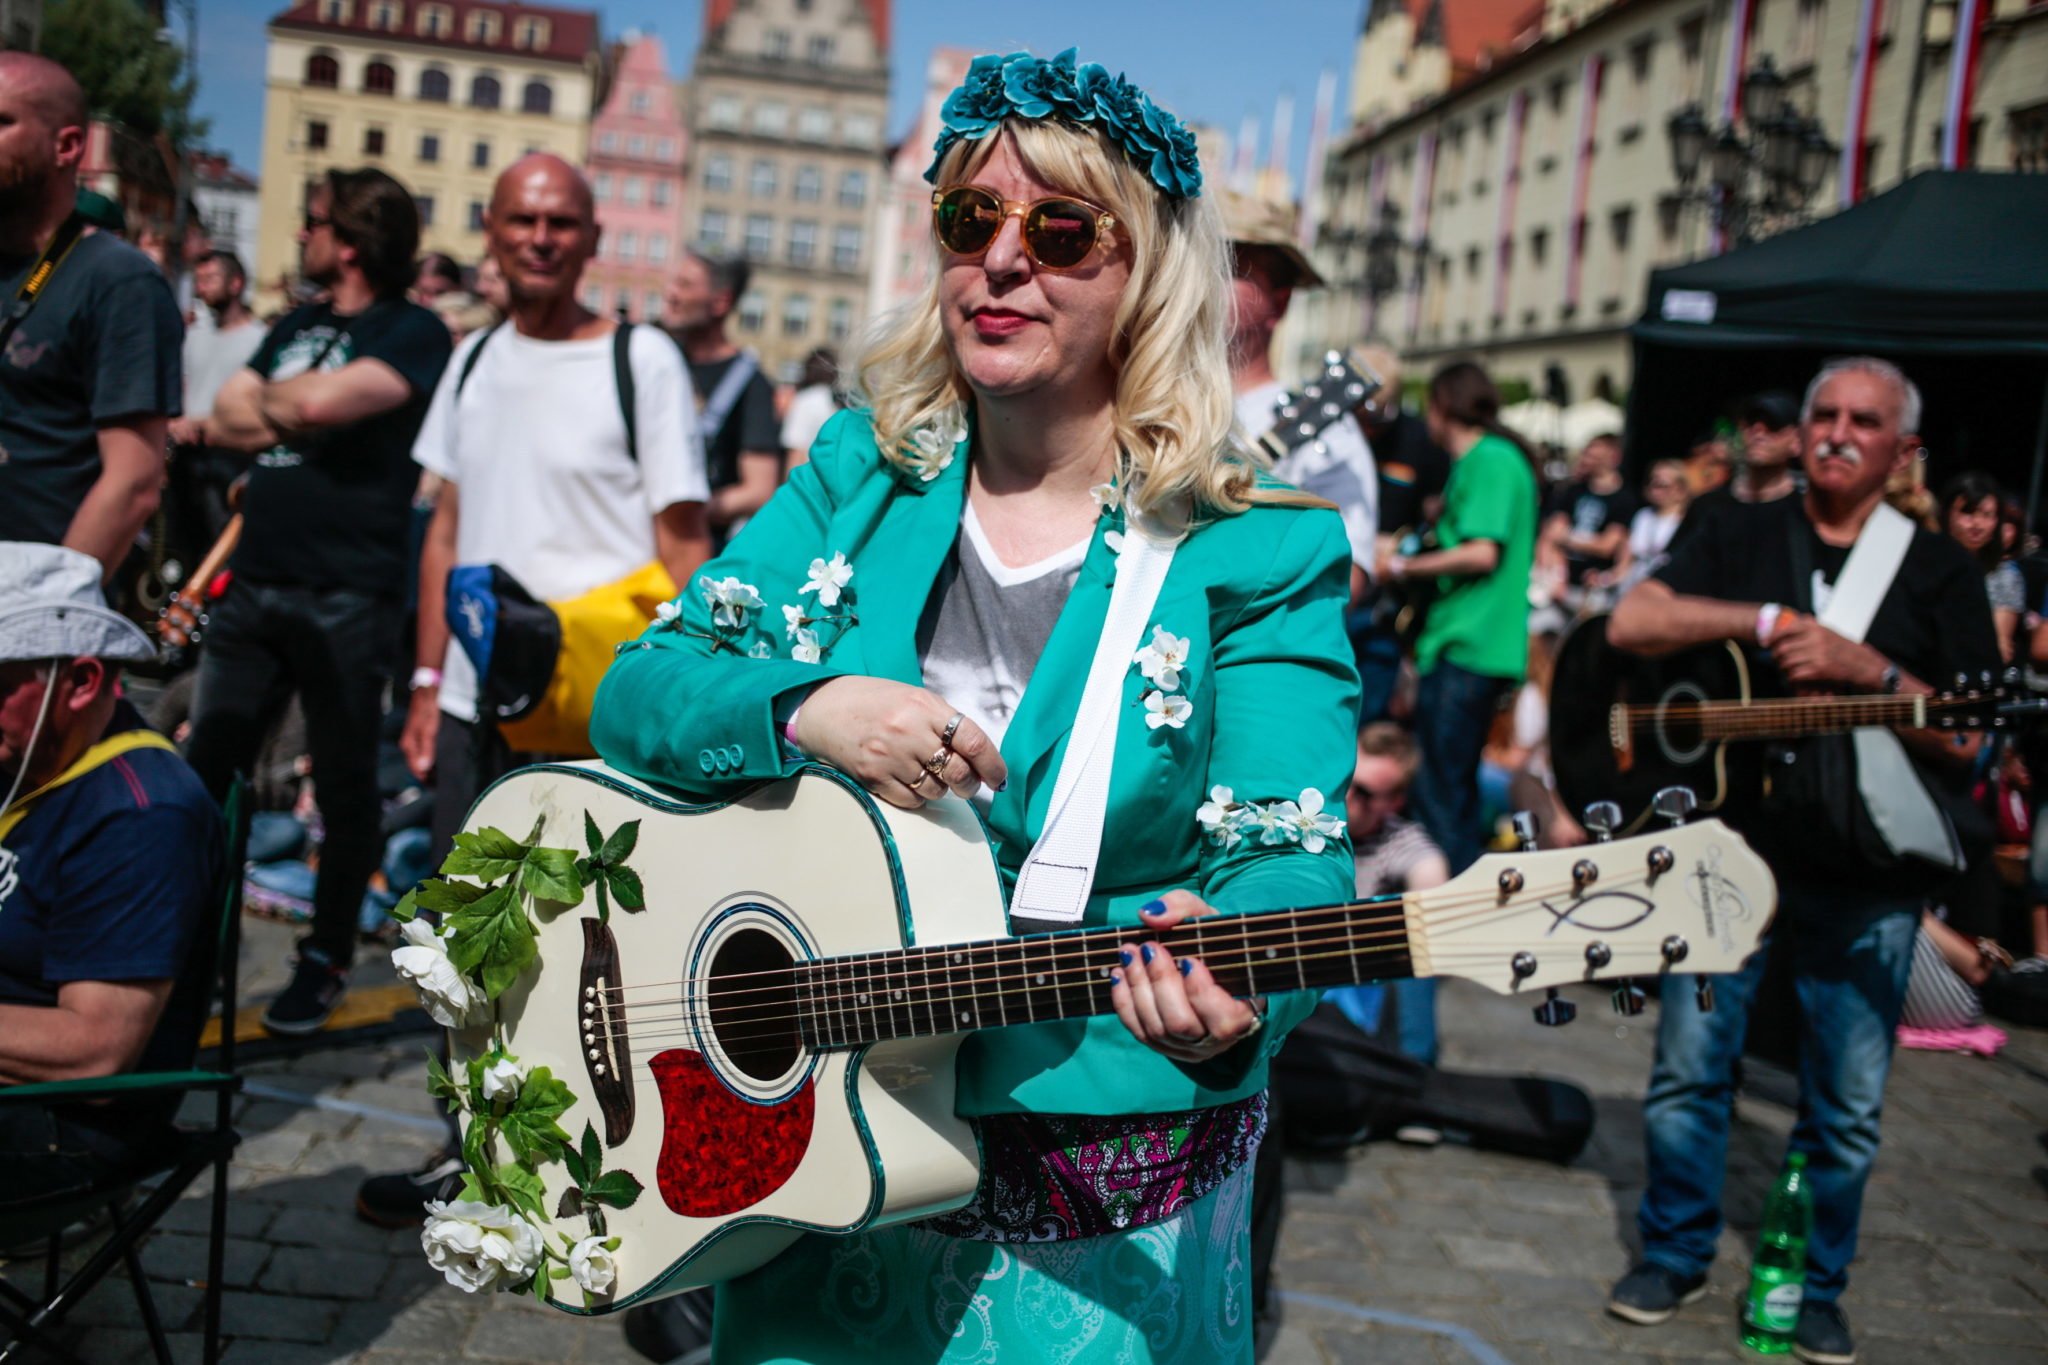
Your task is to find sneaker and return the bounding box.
[261,948,350,1036]
[1606,1261,1708,1325]
[1794,1301,1857,1365]
[355,1150,466,1228]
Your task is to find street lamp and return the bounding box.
[1665,56,1836,248]
[1364,201,1405,304]
[1741,54,1786,129]
[1667,106,1710,185]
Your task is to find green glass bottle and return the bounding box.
[1741,1151,1812,1354]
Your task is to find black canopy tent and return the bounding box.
[1626,171,2048,522]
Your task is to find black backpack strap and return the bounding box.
[613,322,638,464]
[455,323,502,396]
[1785,508,1816,615]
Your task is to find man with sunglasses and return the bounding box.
[187,168,453,1036]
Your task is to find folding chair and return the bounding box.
[0,776,250,1365]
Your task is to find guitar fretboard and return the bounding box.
[1619,693,1939,742]
[788,898,1414,1050]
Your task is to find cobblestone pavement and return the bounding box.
[8,912,2046,1363]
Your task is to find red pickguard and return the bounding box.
[649,1050,814,1216]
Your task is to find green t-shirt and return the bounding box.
[1416,431,1536,681]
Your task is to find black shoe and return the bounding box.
[355,1150,466,1228]
[261,948,350,1036]
[1606,1261,1708,1325]
[1794,1301,1856,1365]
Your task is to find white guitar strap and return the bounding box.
[1816,502,1962,869]
[1011,511,1182,924]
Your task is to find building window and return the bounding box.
[738,290,766,333]
[581,283,604,311]
[1678,15,1706,104]
[750,159,777,197]
[831,224,861,271]
[468,200,486,232]
[787,219,817,266]
[841,113,878,148]
[364,127,386,156]
[797,106,831,142]
[364,60,396,95]
[593,172,611,201]
[793,165,822,202]
[703,154,733,192]
[472,140,491,169]
[1529,226,1548,264]
[306,119,329,150]
[782,293,811,338]
[305,53,339,88]
[415,194,435,226]
[807,35,833,65]
[643,290,662,320]
[630,90,651,116]
[2014,103,2048,173]
[522,80,552,115]
[617,231,638,263]
[707,94,742,130]
[628,134,646,158]
[318,0,349,21]
[828,297,852,342]
[838,169,867,209]
[1793,0,1823,64]
[598,131,619,154]
[763,28,790,60]
[753,101,788,136]
[622,177,644,207]
[651,179,674,207]
[468,8,501,43]
[368,0,401,29]
[419,133,440,163]
[647,233,669,264]
[1610,205,1634,250]
[513,16,548,49]
[471,74,502,109]
[416,2,449,36]
[657,138,676,161]
[700,208,729,249]
[744,213,774,259]
[419,67,450,101]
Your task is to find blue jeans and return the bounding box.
[1636,886,1919,1303]
[1347,611,1402,727]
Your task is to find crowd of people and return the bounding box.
[3,42,2045,1365]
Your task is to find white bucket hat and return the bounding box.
[0,542,157,665]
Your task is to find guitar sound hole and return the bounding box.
[706,928,802,1083]
[1655,685,1709,764]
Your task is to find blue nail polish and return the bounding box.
[1110,972,1121,987]
[1119,949,1133,967]
[1140,899,1167,917]
[996,779,1008,792]
[1179,959,1193,977]
[1141,945,1155,964]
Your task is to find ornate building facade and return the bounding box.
[582,33,687,323]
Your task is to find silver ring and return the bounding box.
[940,712,965,747]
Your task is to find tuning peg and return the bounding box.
[1510,810,1540,851]
[1695,978,1716,1014]
[1611,981,1647,1016]
[1652,787,1697,827]
[1533,988,1577,1027]
[1582,801,1622,842]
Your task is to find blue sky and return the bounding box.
[189,0,1366,191]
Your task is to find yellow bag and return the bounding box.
[497,561,677,757]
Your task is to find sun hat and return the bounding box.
[1218,189,1324,288]
[0,542,157,665]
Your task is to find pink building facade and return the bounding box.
[583,33,687,322]
[866,46,971,318]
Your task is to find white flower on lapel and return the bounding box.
[1285,788,1346,854]
[391,919,481,1029]
[747,640,774,659]
[1091,481,1122,515]
[1144,691,1193,730]
[567,1235,619,1295]
[801,552,853,607]
[1132,625,1191,692]
[1243,801,1297,847]
[791,628,824,664]
[1196,785,1237,833]
[699,576,763,631]
[904,422,965,481]
[653,600,681,627]
[782,603,808,639]
[479,1053,530,1103]
[421,1199,544,1294]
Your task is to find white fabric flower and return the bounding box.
[904,423,965,481]
[791,628,823,664]
[782,603,807,639]
[1244,801,1298,847]
[653,600,680,624]
[1285,788,1347,855]
[1133,626,1191,691]
[391,919,481,1029]
[1196,785,1236,833]
[479,1053,530,1103]
[747,640,774,659]
[1090,481,1122,514]
[421,1199,545,1294]
[1144,691,1192,730]
[800,552,853,608]
[699,576,764,631]
[567,1236,619,1295]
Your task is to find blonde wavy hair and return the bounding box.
[851,119,1259,521]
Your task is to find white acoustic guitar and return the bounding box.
[438,762,1774,1314]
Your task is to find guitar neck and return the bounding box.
[792,897,1414,1049]
[1638,693,1943,741]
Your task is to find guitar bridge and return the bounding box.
[579,919,635,1147]
[1609,703,1634,772]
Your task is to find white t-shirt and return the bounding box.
[182,315,264,416]
[1629,506,1682,563]
[1235,380,1378,574]
[412,324,710,722]
[779,383,838,459]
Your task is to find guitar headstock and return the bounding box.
[1935,667,2046,730]
[1408,818,1775,995]
[1262,350,1384,455]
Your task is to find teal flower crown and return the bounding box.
[925,49,1203,201]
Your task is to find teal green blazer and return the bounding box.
[592,411,1360,1118]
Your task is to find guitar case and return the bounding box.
[1270,1003,1595,1163]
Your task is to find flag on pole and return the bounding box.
[1940,0,1990,168]
[1839,0,1885,207]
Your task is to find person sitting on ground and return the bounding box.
[1537,433,1635,611]
[0,543,223,1208]
[1624,458,1691,586]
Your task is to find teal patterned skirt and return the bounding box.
[709,1165,1256,1363]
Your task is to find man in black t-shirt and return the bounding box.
[661,250,780,550]
[1538,433,1636,602]
[1669,389,1804,555]
[1601,359,1997,1365]
[185,168,452,1036]
[0,55,183,577]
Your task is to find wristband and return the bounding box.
[1755,603,1782,647]
[408,666,443,691]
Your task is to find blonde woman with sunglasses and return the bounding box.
[592,50,1358,1364]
